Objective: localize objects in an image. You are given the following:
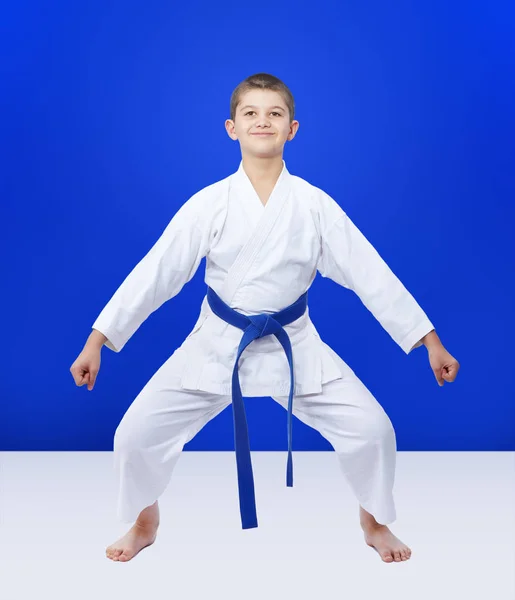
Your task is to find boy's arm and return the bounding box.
[316,192,435,355]
[92,192,211,352]
[411,329,442,351]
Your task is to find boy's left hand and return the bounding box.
[428,346,460,386]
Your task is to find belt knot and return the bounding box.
[247,314,282,338]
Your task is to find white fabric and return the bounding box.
[92,160,434,396]
[113,347,397,526]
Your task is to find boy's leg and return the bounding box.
[271,354,397,527]
[113,356,232,524]
[271,350,413,562]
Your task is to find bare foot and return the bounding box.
[106,521,158,562]
[106,501,160,562]
[363,525,412,563]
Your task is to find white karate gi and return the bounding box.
[92,159,434,526]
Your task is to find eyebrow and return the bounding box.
[240,105,285,112]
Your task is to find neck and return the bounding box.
[241,154,284,184]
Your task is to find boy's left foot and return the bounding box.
[362,524,412,563]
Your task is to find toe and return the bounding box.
[382,553,394,562]
[394,551,402,562]
[400,550,407,560]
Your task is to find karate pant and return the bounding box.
[113,349,397,526]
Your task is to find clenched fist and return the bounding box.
[70,347,101,391]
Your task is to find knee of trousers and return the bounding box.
[113,416,155,459]
[361,409,396,446]
[113,411,188,461]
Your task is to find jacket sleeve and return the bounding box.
[316,191,435,354]
[91,192,211,352]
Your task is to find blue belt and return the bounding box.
[206,286,308,530]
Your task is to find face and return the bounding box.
[225,89,299,159]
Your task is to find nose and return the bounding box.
[256,115,271,127]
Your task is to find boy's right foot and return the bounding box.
[106,501,160,562]
[106,521,159,562]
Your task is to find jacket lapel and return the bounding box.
[221,160,292,304]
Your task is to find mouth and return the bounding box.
[251,133,274,137]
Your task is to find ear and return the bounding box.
[288,120,300,140]
[225,119,238,140]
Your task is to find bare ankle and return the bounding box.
[359,505,382,530]
[136,501,160,528]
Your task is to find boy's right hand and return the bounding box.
[70,347,101,391]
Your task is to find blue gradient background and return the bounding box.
[1,1,513,451]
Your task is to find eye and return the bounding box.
[244,111,283,116]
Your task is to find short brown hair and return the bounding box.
[230,73,295,123]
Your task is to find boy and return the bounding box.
[70,73,460,564]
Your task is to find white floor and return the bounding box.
[0,451,513,600]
